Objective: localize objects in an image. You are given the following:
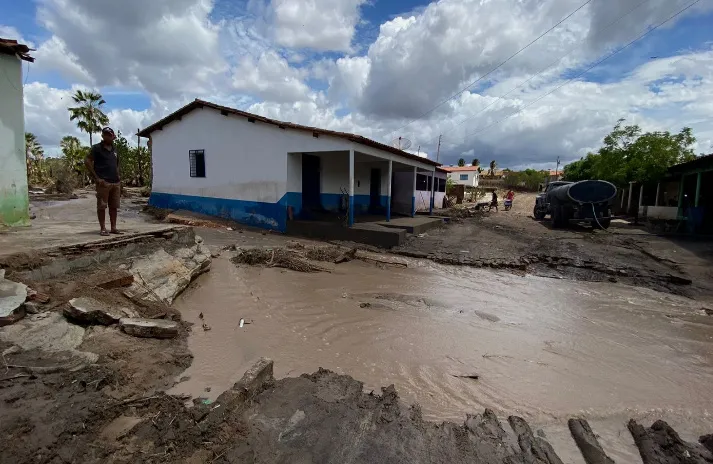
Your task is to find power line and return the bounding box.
[429,0,652,146]
[457,0,703,145]
[386,0,594,140]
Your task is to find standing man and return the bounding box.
[85,127,121,236]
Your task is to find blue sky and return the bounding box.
[2,0,712,166]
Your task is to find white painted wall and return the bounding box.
[446,169,479,187]
[0,54,29,226]
[315,152,390,196]
[415,172,447,211]
[151,108,350,202]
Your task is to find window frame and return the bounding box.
[189,149,206,178]
[459,173,469,181]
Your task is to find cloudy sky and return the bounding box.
[2,0,712,168]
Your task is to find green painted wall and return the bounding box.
[0,53,30,227]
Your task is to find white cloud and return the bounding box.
[232,51,311,103]
[268,0,366,52]
[36,0,228,99]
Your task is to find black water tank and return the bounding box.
[549,180,617,204]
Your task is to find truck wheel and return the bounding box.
[551,204,562,228]
[533,205,545,220]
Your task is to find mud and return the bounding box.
[393,193,713,299]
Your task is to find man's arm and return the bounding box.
[84,148,102,185]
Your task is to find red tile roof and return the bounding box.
[0,38,34,62]
[138,99,441,167]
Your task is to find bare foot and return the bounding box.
[100,230,110,236]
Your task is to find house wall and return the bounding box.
[0,54,29,226]
[415,172,447,211]
[149,108,349,230]
[446,170,479,187]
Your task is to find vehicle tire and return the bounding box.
[533,205,545,220]
[551,204,561,228]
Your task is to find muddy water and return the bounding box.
[171,256,713,462]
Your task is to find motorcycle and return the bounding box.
[504,198,513,211]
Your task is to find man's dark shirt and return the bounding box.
[90,143,119,183]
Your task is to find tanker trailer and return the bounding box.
[546,180,617,229]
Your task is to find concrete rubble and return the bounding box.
[123,238,211,305]
[64,297,137,326]
[0,269,28,326]
[120,318,179,339]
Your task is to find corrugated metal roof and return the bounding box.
[668,153,713,174]
[137,99,441,167]
[0,37,35,62]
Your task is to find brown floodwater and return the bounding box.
[170,255,713,463]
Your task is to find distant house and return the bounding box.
[442,166,480,187]
[137,100,442,231]
[0,38,34,227]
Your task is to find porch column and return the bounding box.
[655,182,660,207]
[627,181,634,213]
[695,172,702,207]
[349,148,355,227]
[677,175,685,217]
[638,183,644,208]
[386,160,392,222]
[412,166,417,217]
[429,171,436,214]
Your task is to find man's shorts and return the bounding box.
[96,181,121,210]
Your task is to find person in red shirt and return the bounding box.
[506,190,515,201]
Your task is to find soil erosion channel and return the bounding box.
[171,253,713,461]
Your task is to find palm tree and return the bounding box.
[471,158,480,167]
[489,160,497,177]
[25,132,45,182]
[68,90,109,147]
[457,158,466,167]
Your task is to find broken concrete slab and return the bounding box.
[0,312,98,363]
[0,270,28,326]
[64,297,130,326]
[120,318,179,339]
[123,245,211,305]
[568,418,615,464]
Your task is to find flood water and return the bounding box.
[171,255,713,462]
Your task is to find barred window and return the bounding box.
[189,150,206,178]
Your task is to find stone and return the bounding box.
[123,246,211,305]
[0,271,28,327]
[120,318,179,339]
[65,297,128,326]
[24,301,44,314]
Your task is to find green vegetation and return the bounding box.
[488,160,497,177]
[503,169,547,191]
[563,119,697,186]
[471,158,479,166]
[24,92,151,192]
[457,158,466,167]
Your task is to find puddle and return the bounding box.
[170,255,713,459]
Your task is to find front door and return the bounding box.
[302,154,321,211]
[370,168,381,212]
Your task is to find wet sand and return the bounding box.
[171,255,713,462]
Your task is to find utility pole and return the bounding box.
[555,156,561,177]
[436,134,442,163]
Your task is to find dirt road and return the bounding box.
[395,192,713,300]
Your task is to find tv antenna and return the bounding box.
[391,136,412,151]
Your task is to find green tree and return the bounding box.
[488,160,497,177]
[25,132,45,183]
[68,90,109,147]
[115,132,152,186]
[471,158,479,166]
[562,121,697,186]
[457,158,466,167]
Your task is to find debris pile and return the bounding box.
[231,247,331,273]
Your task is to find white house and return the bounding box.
[0,38,33,227]
[138,100,442,232]
[442,166,480,187]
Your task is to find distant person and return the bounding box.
[490,190,499,212]
[85,127,121,236]
[505,190,515,201]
